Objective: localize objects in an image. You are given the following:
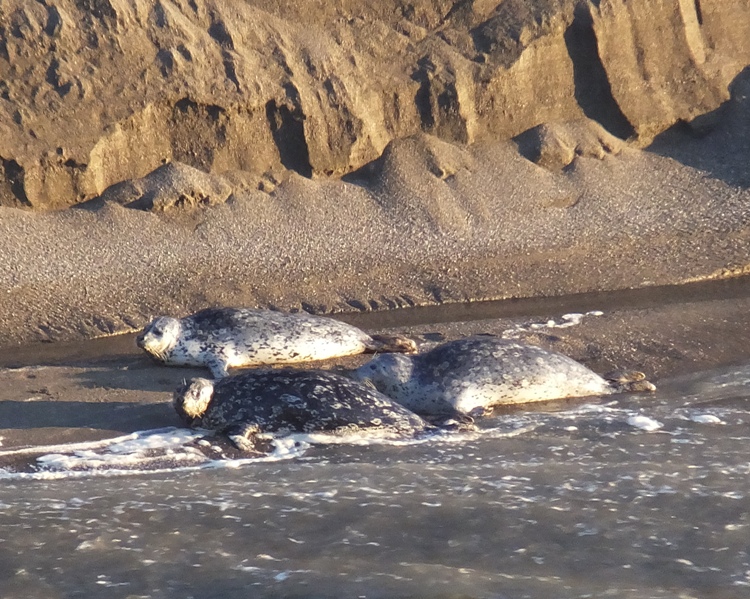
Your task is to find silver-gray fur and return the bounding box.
[137,307,416,378]
[350,336,655,418]
[173,368,433,451]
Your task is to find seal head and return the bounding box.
[136,316,182,363]
[173,377,214,422]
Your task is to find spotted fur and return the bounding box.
[173,368,433,451]
[137,307,416,378]
[350,336,655,418]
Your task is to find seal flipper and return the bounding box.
[365,334,418,354]
[468,405,494,420]
[427,406,477,431]
[619,380,657,393]
[206,355,230,379]
[603,370,656,393]
[225,422,262,451]
[435,414,476,432]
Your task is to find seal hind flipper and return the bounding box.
[603,370,646,383]
[467,405,494,420]
[619,379,656,393]
[365,334,417,354]
[225,422,262,452]
[603,370,656,393]
[433,410,476,431]
[421,402,478,427]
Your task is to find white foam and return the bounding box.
[35,447,205,470]
[626,414,664,432]
[503,310,604,338]
[690,414,724,425]
[283,429,417,447]
[0,428,188,457]
[1,365,50,373]
[1,441,309,481]
[232,423,539,455]
[28,428,208,473]
[550,402,625,421]
[0,415,544,481]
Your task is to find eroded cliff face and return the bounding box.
[0,0,747,209]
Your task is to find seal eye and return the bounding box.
[152,327,163,337]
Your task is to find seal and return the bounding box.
[350,336,655,419]
[137,307,416,378]
[173,368,433,451]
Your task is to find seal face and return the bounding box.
[173,368,432,451]
[137,307,416,378]
[351,336,650,418]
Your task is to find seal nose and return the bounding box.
[135,331,146,348]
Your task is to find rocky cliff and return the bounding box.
[1,0,748,209]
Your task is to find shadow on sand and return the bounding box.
[71,362,208,393]
[0,399,178,432]
[647,67,750,189]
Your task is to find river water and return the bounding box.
[1,359,749,598]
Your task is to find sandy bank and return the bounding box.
[2,128,749,347]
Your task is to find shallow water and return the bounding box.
[2,363,749,598]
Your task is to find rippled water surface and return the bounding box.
[2,363,750,598]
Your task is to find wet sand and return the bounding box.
[3,277,750,453]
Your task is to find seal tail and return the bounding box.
[365,334,418,354]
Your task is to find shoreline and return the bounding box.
[3,279,750,454]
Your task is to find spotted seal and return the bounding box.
[350,336,655,419]
[137,307,416,378]
[173,368,433,451]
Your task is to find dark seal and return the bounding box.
[173,368,433,451]
[137,307,417,378]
